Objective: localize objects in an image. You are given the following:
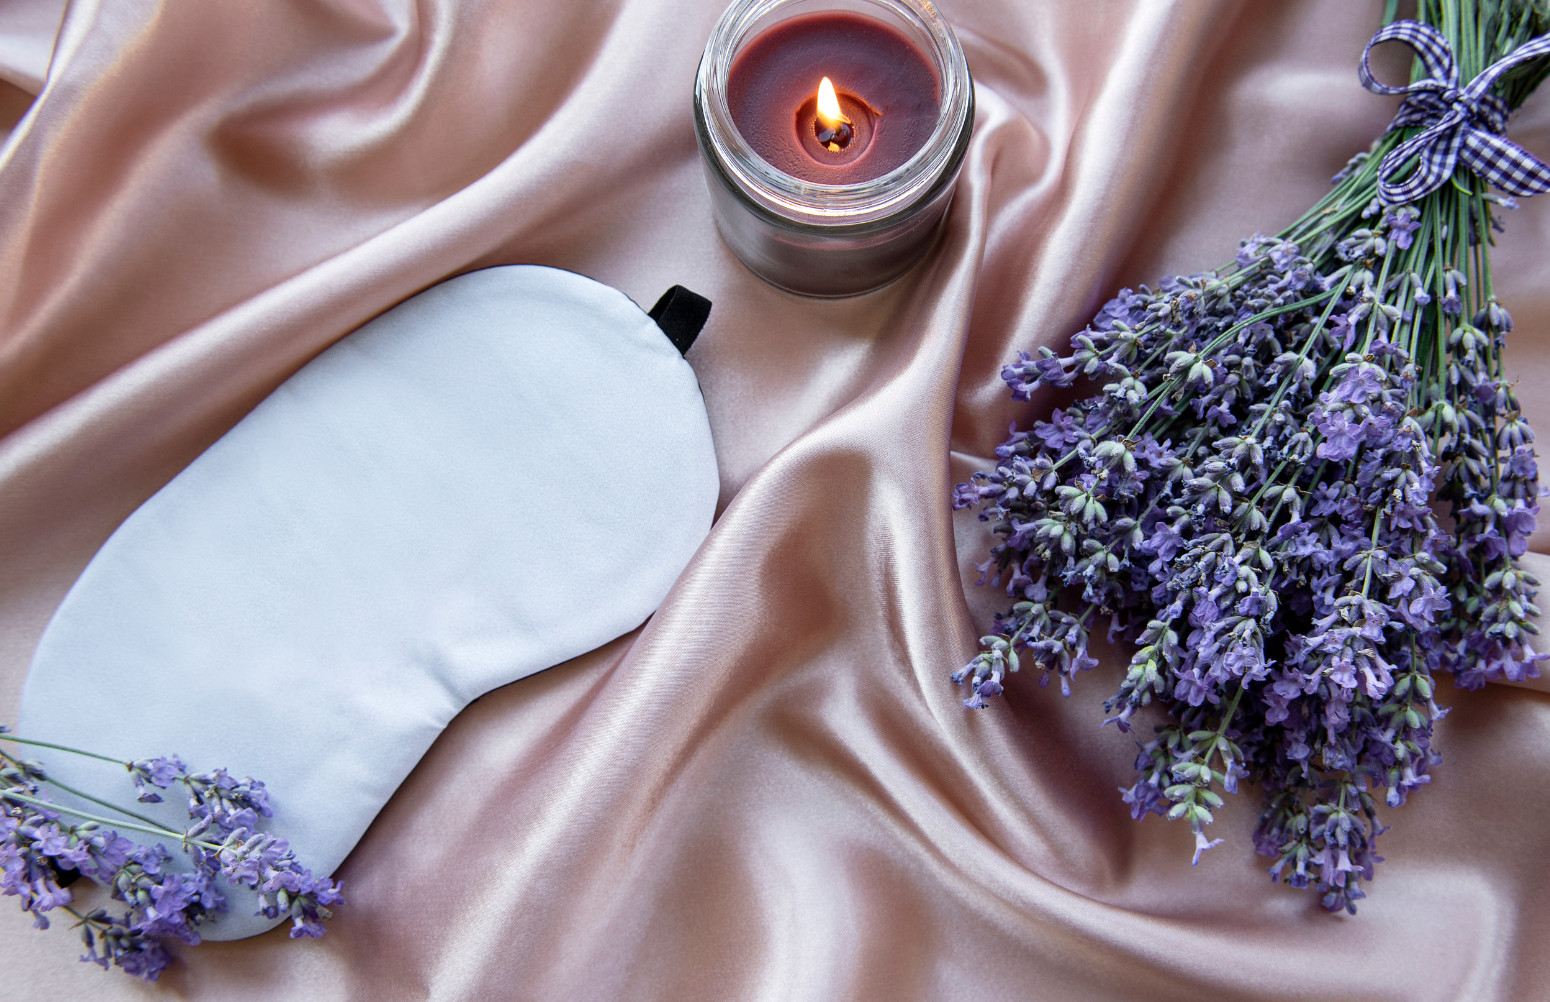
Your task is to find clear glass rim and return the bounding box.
[694,0,973,230]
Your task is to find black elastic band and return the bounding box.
[649,286,712,356]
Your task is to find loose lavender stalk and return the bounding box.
[0,727,341,980]
[954,0,1550,913]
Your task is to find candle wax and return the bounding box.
[727,13,940,184]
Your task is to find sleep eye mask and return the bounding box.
[17,265,720,939]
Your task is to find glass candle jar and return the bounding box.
[694,0,974,298]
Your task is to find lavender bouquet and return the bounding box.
[954,1,1550,914]
[0,727,341,980]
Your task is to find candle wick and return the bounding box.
[816,117,854,153]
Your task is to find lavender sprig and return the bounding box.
[0,727,341,980]
[954,1,1550,914]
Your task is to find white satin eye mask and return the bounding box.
[17,265,720,940]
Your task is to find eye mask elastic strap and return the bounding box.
[649,286,712,355]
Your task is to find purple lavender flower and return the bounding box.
[1508,447,1538,480]
[1333,364,1384,404]
[1192,829,1225,866]
[1407,580,1452,622]
[1385,209,1420,249]
[128,755,185,804]
[1441,268,1466,314]
[1270,241,1301,271]
[1035,409,1082,449]
[1205,402,1237,426]
[1315,411,1361,461]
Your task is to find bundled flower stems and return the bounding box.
[955,1,1550,913]
[0,727,341,980]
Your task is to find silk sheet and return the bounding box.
[2,1,1549,999]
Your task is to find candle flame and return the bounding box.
[816,77,848,127]
[813,77,855,153]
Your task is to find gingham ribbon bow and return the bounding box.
[1360,20,1550,204]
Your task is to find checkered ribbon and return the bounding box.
[1360,20,1550,204]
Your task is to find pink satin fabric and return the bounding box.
[4,1,1550,998]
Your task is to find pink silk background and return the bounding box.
[3,1,1550,998]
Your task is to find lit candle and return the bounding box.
[695,0,973,298]
[724,12,941,184]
